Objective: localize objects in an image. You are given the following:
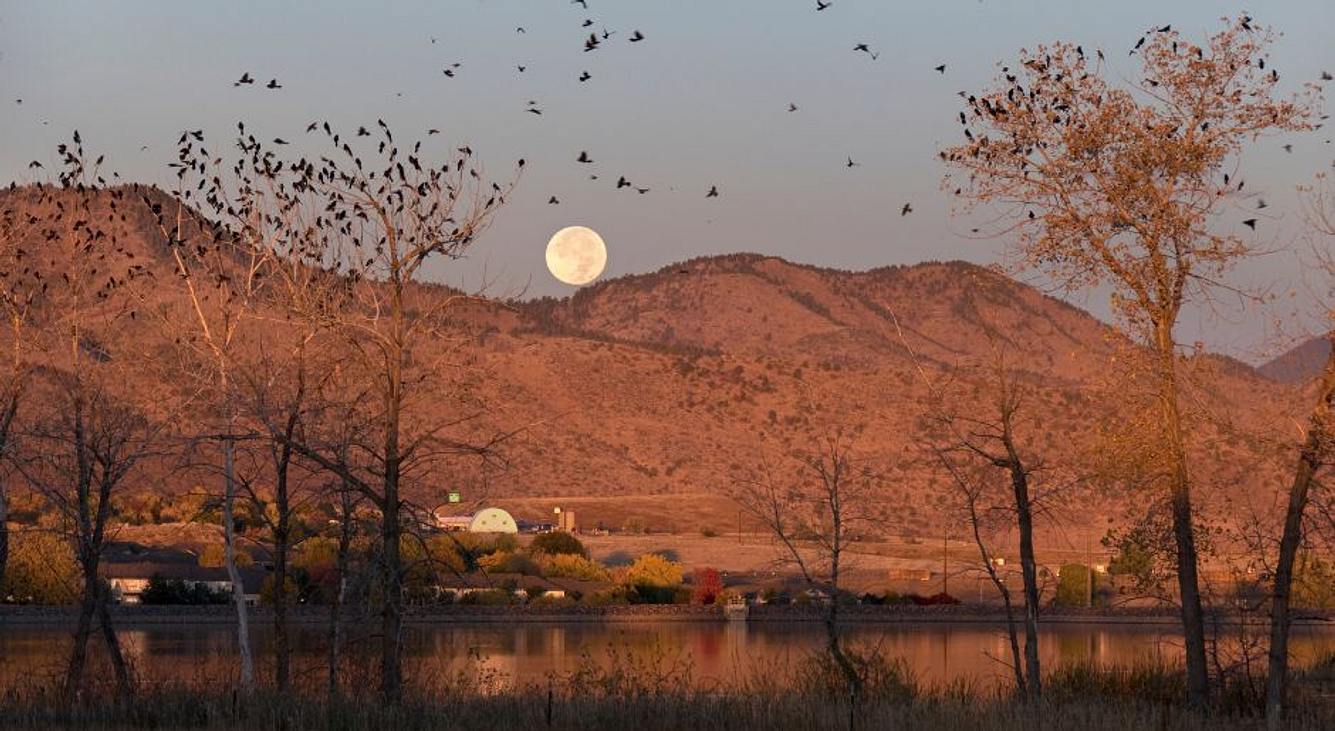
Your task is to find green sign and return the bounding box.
[447,491,461,504]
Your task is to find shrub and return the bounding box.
[1294,553,1335,609]
[629,584,680,604]
[529,531,588,558]
[540,553,610,582]
[585,588,630,606]
[690,567,724,605]
[140,576,229,606]
[198,544,253,569]
[795,646,918,702]
[1,532,79,604]
[910,592,961,606]
[459,588,513,606]
[624,553,684,589]
[1054,564,1103,608]
[259,575,299,606]
[478,550,541,576]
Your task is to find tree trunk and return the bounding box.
[1155,320,1210,708]
[1265,339,1335,730]
[380,461,403,704]
[0,484,8,594]
[273,467,291,692]
[96,583,132,696]
[328,531,349,699]
[1010,461,1042,701]
[273,513,290,692]
[0,390,18,594]
[64,559,98,694]
[222,436,254,689]
[966,493,1026,696]
[825,600,862,700]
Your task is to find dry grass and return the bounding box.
[3,648,1333,730]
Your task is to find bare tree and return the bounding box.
[145,178,265,690]
[0,190,44,591]
[169,119,517,702]
[1265,176,1335,728]
[918,347,1049,702]
[730,431,878,701]
[11,138,155,697]
[942,16,1318,707]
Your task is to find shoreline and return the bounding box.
[3,604,1332,628]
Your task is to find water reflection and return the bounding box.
[3,621,1331,691]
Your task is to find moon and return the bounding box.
[545,226,608,286]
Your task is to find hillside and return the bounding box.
[1,186,1304,545]
[1260,336,1332,383]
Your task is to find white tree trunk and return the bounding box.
[223,433,254,689]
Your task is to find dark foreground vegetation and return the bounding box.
[3,652,1334,731]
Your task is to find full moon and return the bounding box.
[545,226,608,286]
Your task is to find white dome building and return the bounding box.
[467,507,519,534]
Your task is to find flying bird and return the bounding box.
[428,128,440,135]
[1283,144,1293,153]
[934,64,946,74]
[636,187,650,194]
[516,26,525,34]
[629,30,645,42]
[265,78,282,89]
[272,138,289,145]
[548,196,559,205]
[577,151,593,163]
[816,0,832,10]
[616,176,631,189]
[579,71,592,82]
[788,102,799,112]
[1322,71,1333,81]
[234,72,254,86]
[846,156,859,168]
[1257,199,1268,209]
[1242,218,1257,230]
[706,186,719,198]
[584,34,600,52]
[900,203,913,216]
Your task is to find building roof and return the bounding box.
[100,561,268,594]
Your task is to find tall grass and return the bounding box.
[2,647,1333,730]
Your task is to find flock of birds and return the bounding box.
[11,1,1335,232]
[211,0,934,218]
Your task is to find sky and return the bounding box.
[1,1,1332,362]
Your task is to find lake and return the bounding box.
[3,618,1333,691]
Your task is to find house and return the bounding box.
[436,572,569,601]
[99,542,267,605]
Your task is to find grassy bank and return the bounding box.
[3,652,1333,731]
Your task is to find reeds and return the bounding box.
[2,648,1333,730]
